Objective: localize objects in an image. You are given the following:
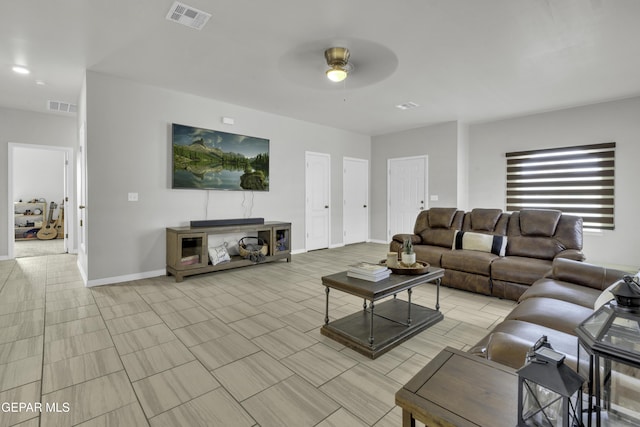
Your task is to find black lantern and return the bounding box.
[575,275,640,426]
[517,336,585,427]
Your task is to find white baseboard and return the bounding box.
[0,255,9,261]
[77,259,88,285]
[329,243,345,249]
[368,239,389,244]
[86,269,166,287]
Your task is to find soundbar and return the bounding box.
[190,218,265,227]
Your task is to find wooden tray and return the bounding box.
[380,260,430,275]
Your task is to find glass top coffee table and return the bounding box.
[320,267,444,359]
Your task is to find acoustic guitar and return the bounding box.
[55,202,64,239]
[37,202,58,240]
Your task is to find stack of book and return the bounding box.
[347,262,391,282]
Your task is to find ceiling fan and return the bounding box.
[324,47,352,82]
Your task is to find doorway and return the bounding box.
[387,155,428,240]
[8,143,73,258]
[305,151,331,251]
[343,157,369,244]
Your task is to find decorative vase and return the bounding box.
[401,252,416,266]
[401,237,416,267]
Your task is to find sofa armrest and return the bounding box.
[554,249,586,262]
[546,258,627,291]
[391,233,422,245]
[485,332,530,369]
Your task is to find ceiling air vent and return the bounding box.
[166,1,211,30]
[48,100,78,114]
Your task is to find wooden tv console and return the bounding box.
[166,221,291,282]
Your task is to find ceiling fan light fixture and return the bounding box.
[326,67,348,82]
[324,47,350,82]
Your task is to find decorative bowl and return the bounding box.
[379,260,430,275]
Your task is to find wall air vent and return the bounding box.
[48,100,78,114]
[396,102,420,110]
[166,1,211,30]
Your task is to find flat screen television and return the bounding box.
[171,123,269,191]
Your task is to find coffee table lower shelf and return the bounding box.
[320,299,443,359]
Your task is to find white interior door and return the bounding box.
[343,157,368,244]
[387,156,428,240]
[77,121,88,282]
[305,152,330,251]
[7,143,74,258]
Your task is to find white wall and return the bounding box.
[456,122,469,211]
[85,72,370,283]
[370,121,459,242]
[468,96,640,269]
[0,107,76,259]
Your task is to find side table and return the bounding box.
[396,346,517,427]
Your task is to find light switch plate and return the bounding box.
[128,192,138,202]
[430,195,439,201]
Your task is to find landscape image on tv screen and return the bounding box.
[171,123,269,191]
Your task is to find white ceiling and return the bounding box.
[2,0,640,136]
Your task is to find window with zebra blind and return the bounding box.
[505,142,615,230]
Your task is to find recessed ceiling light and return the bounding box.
[396,102,420,110]
[36,80,45,86]
[12,66,30,75]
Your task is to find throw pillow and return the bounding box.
[452,231,507,256]
[209,243,231,265]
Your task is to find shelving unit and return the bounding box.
[166,221,291,282]
[14,201,47,240]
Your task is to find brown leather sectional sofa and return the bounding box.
[469,257,627,370]
[390,207,585,301]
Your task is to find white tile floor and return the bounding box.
[0,243,516,426]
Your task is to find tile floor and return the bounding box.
[0,243,516,426]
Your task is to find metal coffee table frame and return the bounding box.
[320,267,444,359]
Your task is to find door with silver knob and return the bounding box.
[305,152,331,251]
[343,157,369,244]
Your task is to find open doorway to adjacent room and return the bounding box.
[8,143,73,258]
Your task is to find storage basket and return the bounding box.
[238,237,268,258]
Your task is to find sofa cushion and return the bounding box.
[452,231,507,256]
[491,256,552,286]
[442,249,498,275]
[428,207,459,228]
[520,209,562,237]
[505,297,593,335]
[412,245,450,268]
[518,278,601,309]
[506,236,564,260]
[469,208,503,231]
[420,229,457,248]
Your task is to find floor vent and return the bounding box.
[48,100,78,114]
[166,1,211,30]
